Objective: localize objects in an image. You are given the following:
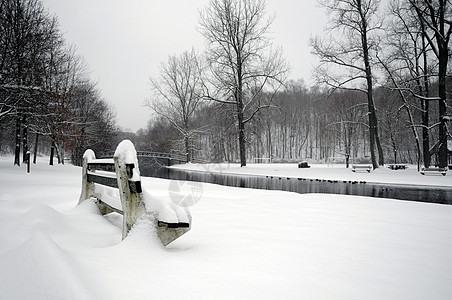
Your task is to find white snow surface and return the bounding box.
[1,157,452,299]
[142,188,190,224]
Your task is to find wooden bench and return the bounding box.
[351,164,372,173]
[253,157,272,163]
[387,164,408,170]
[420,167,447,176]
[78,140,191,246]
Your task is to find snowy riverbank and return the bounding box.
[172,162,452,187]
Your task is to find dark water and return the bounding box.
[166,168,452,205]
[137,157,452,204]
[138,156,171,178]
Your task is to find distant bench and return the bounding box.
[387,164,408,170]
[253,157,272,163]
[351,164,372,173]
[420,167,447,176]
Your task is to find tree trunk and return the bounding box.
[421,33,431,168]
[391,130,397,164]
[366,93,377,168]
[267,124,272,159]
[374,117,384,166]
[358,1,379,169]
[59,143,64,164]
[421,98,430,167]
[237,56,246,167]
[238,112,246,167]
[184,135,191,162]
[50,141,55,166]
[14,116,21,166]
[33,132,39,164]
[22,114,28,163]
[438,49,448,168]
[435,0,449,168]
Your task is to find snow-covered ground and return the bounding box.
[1,157,452,299]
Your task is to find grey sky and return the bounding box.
[42,0,326,132]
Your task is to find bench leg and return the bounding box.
[157,215,192,246]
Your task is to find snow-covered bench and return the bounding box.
[253,157,272,163]
[78,140,191,246]
[351,164,372,173]
[420,167,447,176]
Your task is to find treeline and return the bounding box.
[138,78,450,166]
[0,0,117,165]
[143,0,451,169]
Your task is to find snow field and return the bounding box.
[0,157,451,299]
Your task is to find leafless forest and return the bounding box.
[1,0,451,169]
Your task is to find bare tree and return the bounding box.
[0,0,60,165]
[311,0,384,169]
[408,0,452,168]
[0,0,71,164]
[380,0,445,169]
[326,91,369,167]
[147,49,204,162]
[0,0,118,165]
[199,0,288,167]
[68,80,118,166]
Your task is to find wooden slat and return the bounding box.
[95,198,123,215]
[88,162,116,173]
[88,173,143,194]
[89,162,135,176]
[87,173,118,188]
[158,221,190,228]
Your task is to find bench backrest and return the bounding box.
[78,142,146,239]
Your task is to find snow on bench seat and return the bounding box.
[351,164,372,173]
[420,167,447,176]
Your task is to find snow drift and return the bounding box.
[0,157,451,299]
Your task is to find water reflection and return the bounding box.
[163,168,452,205]
[137,156,451,205]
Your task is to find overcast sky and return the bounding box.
[42,0,327,132]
